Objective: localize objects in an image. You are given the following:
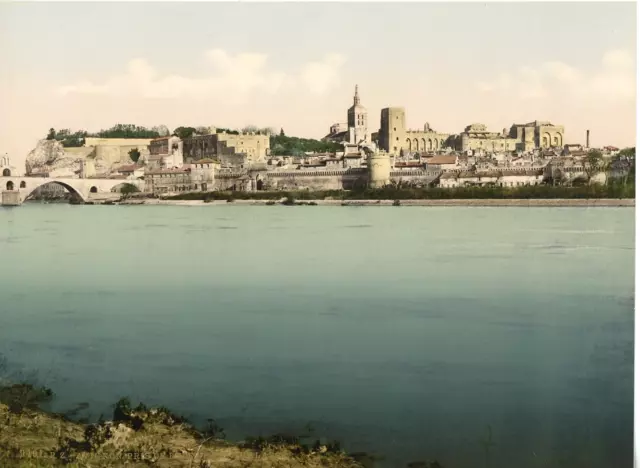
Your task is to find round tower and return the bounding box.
[368,150,391,188]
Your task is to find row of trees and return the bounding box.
[46,124,170,147]
[46,128,87,147]
[45,124,276,147]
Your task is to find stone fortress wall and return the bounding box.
[214,131,270,164]
[83,137,152,167]
[183,130,270,165]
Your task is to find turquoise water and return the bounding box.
[0,204,633,467]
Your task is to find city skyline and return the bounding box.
[0,2,636,166]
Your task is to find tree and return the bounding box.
[610,147,635,186]
[119,184,139,198]
[47,128,56,140]
[242,125,259,133]
[583,149,603,183]
[91,124,160,139]
[551,167,566,187]
[128,148,141,163]
[173,127,197,139]
[279,128,285,137]
[618,147,636,159]
[56,129,86,148]
[152,125,170,137]
[195,126,210,136]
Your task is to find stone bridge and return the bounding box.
[0,176,145,205]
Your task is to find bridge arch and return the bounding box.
[22,180,87,203]
[6,180,14,190]
[90,186,98,193]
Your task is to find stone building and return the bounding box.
[144,167,192,194]
[323,123,349,143]
[0,154,22,177]
[323,85,369,144]
[146,135,184,170]
[424,154,459,171]
[457,124,519,153]
[378,107,453,156]
[182,130,270,165]
[509,121,564,151]
[190,159,217,192]
[114,164,145,179]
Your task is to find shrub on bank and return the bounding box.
[163,181,634,202]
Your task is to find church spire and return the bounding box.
[353,84,360,106]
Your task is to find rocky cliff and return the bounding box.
[25,140,109,177]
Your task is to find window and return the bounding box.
[394,128,397,131]
[396,137,399,141]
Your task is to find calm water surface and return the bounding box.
[0,204,634,467]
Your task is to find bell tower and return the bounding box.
[347,85,368,144]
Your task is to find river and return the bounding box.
[0,204,634,467]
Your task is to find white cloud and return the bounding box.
[516,66,547,99]
[602,49,634,70]
[542,61,582,84]
[476,72,511,93]
[57,49,347,101]
[475,49,635,102]
[299,53,347,95]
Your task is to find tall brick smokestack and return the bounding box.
[586,130,590,148]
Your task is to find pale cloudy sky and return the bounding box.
[0,1,636,165]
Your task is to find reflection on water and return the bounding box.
[0,205,633,468]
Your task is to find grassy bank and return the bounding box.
[164,182,635,203]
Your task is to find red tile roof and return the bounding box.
[425,155,457,165]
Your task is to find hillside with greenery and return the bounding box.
[270,130,342,156]
[44,124,341,156]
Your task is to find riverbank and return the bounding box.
[0,385,366,468]
[119,198,635,207]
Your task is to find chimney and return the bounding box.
[586,130,590,149]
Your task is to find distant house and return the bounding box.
[424,154,458,170]
[114,164,145,179]
[438,168,544,188]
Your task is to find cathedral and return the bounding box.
[323,85,369,145]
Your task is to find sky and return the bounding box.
[0,1,636,165]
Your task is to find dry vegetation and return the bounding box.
[0,393,365,468]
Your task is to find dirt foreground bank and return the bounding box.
[0,401,364,468]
